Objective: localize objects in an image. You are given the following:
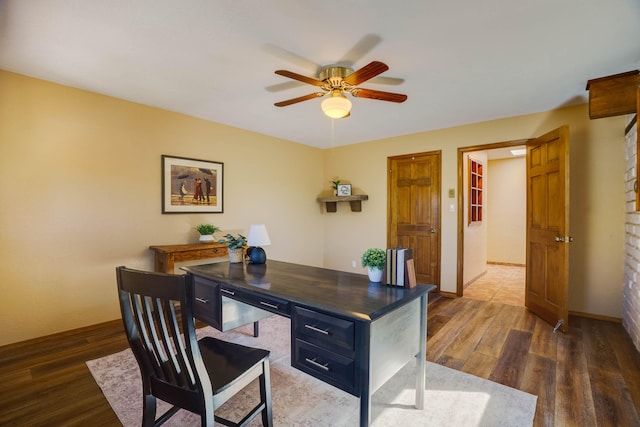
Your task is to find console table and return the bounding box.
[149,242,228,274]
[183,260,435,427]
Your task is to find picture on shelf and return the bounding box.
[337,184,352,196]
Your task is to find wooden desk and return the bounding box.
[149,243,228,274]
[183,260,435,427]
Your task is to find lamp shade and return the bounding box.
[321,92,351,118]
[247,224,271,247]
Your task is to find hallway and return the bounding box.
[464,264,525,306]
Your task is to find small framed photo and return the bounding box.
[162,155,223,213]
[337,184,352,197]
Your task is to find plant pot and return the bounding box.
[367,266,383,282]
[228,248,244,263]
[199,234,214,242]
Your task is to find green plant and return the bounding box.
[330,178,341,190]
[217,233,247,250]
[195,224,220,235]
[361,248,386,270]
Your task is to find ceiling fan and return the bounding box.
[273,61,407,118]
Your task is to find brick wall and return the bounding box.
[624,114,640,352]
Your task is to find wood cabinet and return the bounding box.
[586,70,639,119]
[149,242,228,274]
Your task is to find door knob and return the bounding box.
[430,228,437,233]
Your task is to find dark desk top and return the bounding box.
[183,260,435,322]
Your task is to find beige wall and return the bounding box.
[0,71,324,346]
[322,104,626,319]
[463,151,488,285]
[487,157,526,264]
[0,70,628,345]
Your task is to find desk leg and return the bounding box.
[359,322,372,427]
[253,321,259,337]
[359,386,372,427]
[415,294,427,409]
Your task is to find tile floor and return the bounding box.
[463,264,525,306]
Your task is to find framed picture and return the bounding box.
[162,155,223,213]
[337,184,352,197]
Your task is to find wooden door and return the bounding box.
[526,126,570,332]
[388,152,441,289]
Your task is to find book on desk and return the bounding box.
[385,247,417,288]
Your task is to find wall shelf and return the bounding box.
[317,195,369,212]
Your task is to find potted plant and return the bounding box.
[330,178,341,196]
[217,233,247,263]
[195,224,220,242]
[361,248,386,282]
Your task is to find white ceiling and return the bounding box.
[1,0,639,149]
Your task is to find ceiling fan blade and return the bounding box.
[275,70,324,87]
[338,34,382,66]
[265,81,304,93]
[343,61,389,86]
[262,43,321,74]
[274,92,326,107]
[369,76,405,86]
[351,88,407,103]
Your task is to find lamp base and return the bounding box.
[248,246,266,264]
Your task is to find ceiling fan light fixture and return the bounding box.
[321,91,352,118]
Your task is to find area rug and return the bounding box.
[87,316,536,426]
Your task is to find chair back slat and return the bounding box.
[117,267,204,393]
[116,266,273,426]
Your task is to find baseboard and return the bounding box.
[439,291,457,298]
[569,310,622,323]
[463,270,487,289]
[487,261,526,267]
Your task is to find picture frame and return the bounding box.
[337,184,352,197]
[162,155,223,213]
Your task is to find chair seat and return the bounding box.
[199,337,270,394]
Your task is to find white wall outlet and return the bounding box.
[351,260,357,268]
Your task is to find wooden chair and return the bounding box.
[116,266,273,427]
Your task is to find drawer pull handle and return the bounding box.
[221,289,235,296]
[304,324,329,335]
[260,301,278,309]
[195,297,209,304]
[305,357,330,371]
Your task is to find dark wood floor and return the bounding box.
[1,295,639,426]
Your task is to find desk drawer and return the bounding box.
[219,286,290,317]
[293,306,355,353]
[193,278,221,330]
[293,339,356,394]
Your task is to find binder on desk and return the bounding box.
[386,247,417,288]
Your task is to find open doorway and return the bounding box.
[457,141,529,306]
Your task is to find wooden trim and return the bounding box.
[569,310,621,323]
[637,88,640,211]
[586,70,639,119]
[456,139,533,297]
[585,69,639,90]
[439,291,457,298]
[625,113,637,136]
[487,261,526,267]
[464,270,486,288]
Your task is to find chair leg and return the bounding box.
[142,394,157,427]
[260,360,273,427]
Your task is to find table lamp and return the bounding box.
[247,224,271,264]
